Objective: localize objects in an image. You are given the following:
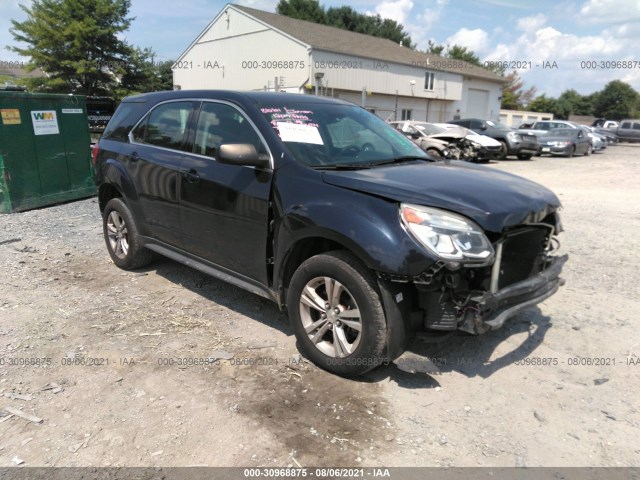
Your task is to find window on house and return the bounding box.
[424,71,435,91]
[401,109,412,121]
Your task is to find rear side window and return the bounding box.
[132,101,193,150]
[620,122,631,129]
[192,102,266,159]
[633,123,640,130]
[103,102,139,141]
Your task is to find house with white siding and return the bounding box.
[173,4,505,122]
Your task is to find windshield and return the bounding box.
[259,102,428,168]
[434,124,470,136]
[485,120,510,129]
[406,122,446,135]
[545,129,575,137]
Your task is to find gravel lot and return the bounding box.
[0,145,639,468]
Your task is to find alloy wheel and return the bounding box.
[106,211,129,259]
[299,276,362,358]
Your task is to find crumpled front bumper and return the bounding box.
[458,254,569,334]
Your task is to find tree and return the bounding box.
[10,0,133,96]
[276,0,325,23]
[551,89,593,119]
[277,0,414,47]
[501,70,536,110]
[592,80,639,120]
[447,45,482,67]
[425,40,445,55]
[528,94,560,115]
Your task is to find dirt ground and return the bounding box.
[1,145,639,468]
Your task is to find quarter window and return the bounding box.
[132,102,193,150]
[193,102,265,159]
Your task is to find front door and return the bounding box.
[179,101,273,285]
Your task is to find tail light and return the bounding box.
[91,143,99,166]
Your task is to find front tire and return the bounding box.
[517,153,533,160]
[286,251,387,376]
[103,198,153,270]
[426,148,442,159]
[498,140,508,159]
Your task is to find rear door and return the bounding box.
[179,101,273,284]
[128,100,197,247]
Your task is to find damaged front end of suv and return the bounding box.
[398,204,567,336]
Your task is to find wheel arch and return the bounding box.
[97,159,139,213]
[277,232,375,305]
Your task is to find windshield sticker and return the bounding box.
[276,122,323,145]
[262,107,319,128]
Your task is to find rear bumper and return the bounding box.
[458,254,568,334]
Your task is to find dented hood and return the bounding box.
[321,160,560,233]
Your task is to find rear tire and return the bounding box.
[103,198,153,270]
[585,144,592,156]
[286,251,387,376]
[517,153,533,160]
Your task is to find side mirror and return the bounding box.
[218,144,270,168]
[480,124,487,131]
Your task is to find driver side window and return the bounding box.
[193,102,266,159]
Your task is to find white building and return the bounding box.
[500,109,554,128]
[173,4,505,122]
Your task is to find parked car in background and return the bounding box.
[389,121,461,159]
[582,120,619,144]
[94,90,567,376]
[450,118,538,160]
[432,123,503,161]
[538,128,592,157]
[591,119,619,129]
[518,120,578,136]
[578,126,606,152]
[86,96,116,134]
[616,119,640,142]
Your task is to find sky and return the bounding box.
[1,0,640,97]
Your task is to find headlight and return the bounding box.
[400,204,494,262]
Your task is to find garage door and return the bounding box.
[467,88,489,118]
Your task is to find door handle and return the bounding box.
[181,168,200,183]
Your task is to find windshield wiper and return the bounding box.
[310,163,372,170]
[368,156,431,167]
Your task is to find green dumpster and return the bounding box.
[0,92,96,213]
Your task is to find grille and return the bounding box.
[521,134,537,142]
[497,227,550,290]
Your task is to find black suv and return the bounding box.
[449,118,538,160]
[94,91,567,376]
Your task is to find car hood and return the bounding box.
[429,132,465,142]
[321,161,560,233]
[466,133,502,147]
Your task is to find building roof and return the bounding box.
[232,5,505,83]
[0,66,44,79]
